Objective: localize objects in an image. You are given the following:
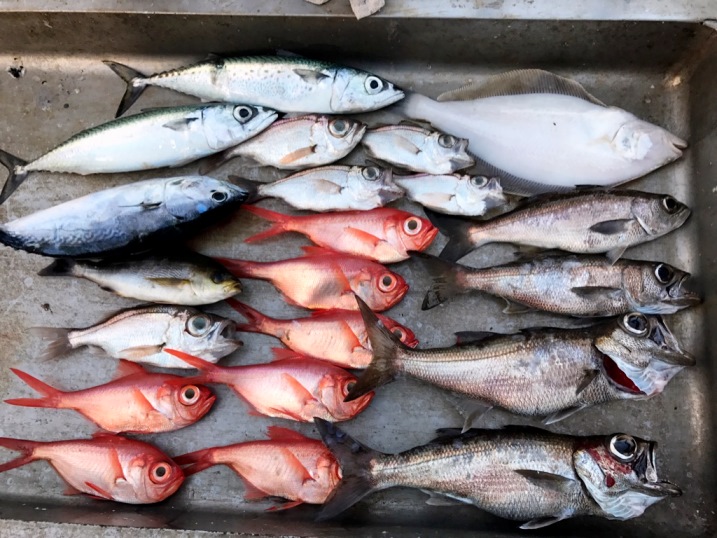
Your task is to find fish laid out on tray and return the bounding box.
[201,115,366,173]
[421,254,699,317]
[0,176,251,258]
[105,55,404,117]
[243,206,437,263]
[0,433,184,504]
[228,298,417,369]
[348,297,694,424]
[234,165,403,212]
[361,124,474,174]
[218,246,408,311]
[6,361,214,433]
[175,426,340,511]
[33,305,241,368]
[399,69,686,194]
[393,173,506,217]
[166,349,373,423]
[38,252,242,305]
[428,190,691,262]
[0,104,277,204]
[316,420,681,528]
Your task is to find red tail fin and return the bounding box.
[5,369,64,409]
[213,257,264,280]
[173,447,217,476]
[226,298,274,334]
[164,349,223,383]
[0,437,40,473]
[243,205,291,243]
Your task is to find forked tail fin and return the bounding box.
[0,437,41,473]
[103,60,149,117]
[5,369,65,408]
[0,148,29,204]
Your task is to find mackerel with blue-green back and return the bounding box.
[0,104,277,204]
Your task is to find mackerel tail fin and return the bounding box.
[103,60,149,117]
[345,296,405,402]
[37,259,78,277]
[227,176,262,204]
[0,148,29,205]
[423,209,479,262]
[314,418,382,521]
[416,253,466,310]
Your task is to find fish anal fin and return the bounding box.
[63,485,83,496]
[454,331,498,346]
[266,426,309,443]
[270,347,304,361]
[543,405,586,425]
[266,499,303,511]
[576,369,600,396]
[444,393,492,432]
[423,490,465,506]
[113,359,146,379]
[240,477,270,501]
[519,515,567,530]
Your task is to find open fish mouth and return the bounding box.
[636,443,682,497]
[666,274,701,306]
[197,394,217,416]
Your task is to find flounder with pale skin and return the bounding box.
[347,296,694,425]
[399,69,687,195]
[201,115,366,173]
[316,420,681,529]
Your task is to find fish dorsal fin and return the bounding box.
[270,347,304,361]
[266,426,309,443]
[437,69,606,106]
[114,360,146,379]
[301,245,336,257]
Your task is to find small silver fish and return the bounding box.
[362,125,474,174]
[201,115,366,173]
[393,174,506,216]
[0,104,277,204]
[237,165,404,212]
[316,420,682,528]
[38,253,242,305]
[0,176,250,258]
[420,254,699,317]
[32,306,241,369]
[348,297,694,425]
[104,56,404,117]
[430,190,691,262]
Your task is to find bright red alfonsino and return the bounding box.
[175,426,340,511]
[216,245,408,311]
[228,298,418,369]
[243,205,438,263]
[165,349,373,422]
[5,361,215,434]
[0,433,183,504]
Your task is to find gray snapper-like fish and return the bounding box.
[201,115,366,173]
[420,254,699,317]
[361,125,474,174]
[0,176,250,258]
[429,190,691,262]
[32,305,241,369]
[105,56,404,117]
[316,419,682,528]
[348,297,694,424]
[0,104,277,204]
[38,252,242,305]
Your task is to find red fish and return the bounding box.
[0,433,183,504]
[228,298,417,369]
[216,246,408,311]
[243,205,437,263]
[165,349,373,422]
[5,361,215,434]
[174,426,340,510]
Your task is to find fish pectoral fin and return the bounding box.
[343,227,383,249]
[570,286,623,301]
[279,447,315,484]
[576,369,600,396]
[84,481,113,500]
[293,68,330,82]
[543,405,586,425]
[279,145,317,165]
[589,219,633,235]
[514,470,577,495]
[422,490,465,507]
[118,345,164,361]
[605,246,627,265]
[436,69,605,107]
[453,331,500,346]
[146,277,193,287]
[131,388,159,414]
[519,515,568,530]
[281,373,317,407]
[311,179,343,195]
[502,299,533,315]
[162,117,199,131]
[394,136,422,155]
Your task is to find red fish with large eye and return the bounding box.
[0,433,184,504]
[165,348,373,422]
[243,206,437,263]
[174,426,340,511]
[5,361,215,433]
[216,246,408,311]
[227,298,417,369]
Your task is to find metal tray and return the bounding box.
[0,4,715,537]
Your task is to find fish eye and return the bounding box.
[378,273,397,292]
[345,380,356,393]
[329,118,349,137]
[623,313,649,336]
[438,134,456,148]
[662,196,679,214]
[211,271,228,284]
[179,385,201,405]
[470,176,489,187]
[362,167,380,181]
[187,314,211,336]
[654,263,674,284]
[609,434,638,462]
[364,76,384,95]
[392,328,405,339]
[233,105,254,121]
[149,462,173,484]
[211,190,228,203]
[403,217,422,236]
